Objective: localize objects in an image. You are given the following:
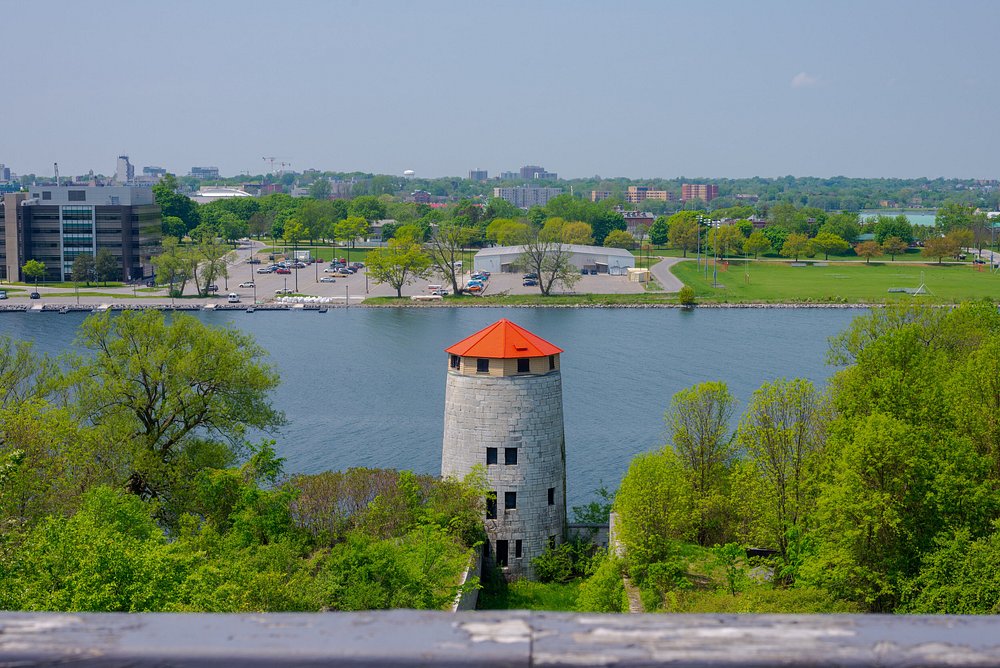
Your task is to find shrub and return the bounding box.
[678,286,696,305]
[532,539,596,583]
[577,552,626,612]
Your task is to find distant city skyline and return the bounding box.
[6,0,1000,180]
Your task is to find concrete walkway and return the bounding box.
[647,256,688,293]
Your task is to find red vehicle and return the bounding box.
[275,267,291,274]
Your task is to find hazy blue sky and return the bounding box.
[5,0,999,180]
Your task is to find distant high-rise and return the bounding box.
[115,155,134,184]
[493,186,563,209]
[625,186,673,203]
[143,166,167,177]
[190,166,220,179]
[520,165,557,180]
[681,183,719,202]
[0,164,10,182]
[590,191,612,202]
[469,169,488,182]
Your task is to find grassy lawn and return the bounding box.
[673,258,1000,304]
[366,292,678,306]
[478,577,581,611]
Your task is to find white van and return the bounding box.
[227,293,240,303]
[427,284,442,292]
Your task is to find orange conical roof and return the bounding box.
[445,319,563,359]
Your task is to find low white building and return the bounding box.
[191,187,253,204]
[474,244,635,275]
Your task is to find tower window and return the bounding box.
[476,358,489,373]
[504,448,518,465]
[496,540,508,567]
[505,491,517,510]
[548,355,556,370]
[515,539,522,559]
[517,358,530,373]
[548,487,555,505]
[486,447,497,465]
[486,497,497,519]
[450,354,460,370]
[68,190,86,202]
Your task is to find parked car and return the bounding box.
[275,288,294,295]
[257,267,274,274]
[332,270,352,277]
[0,290,7,300]
[470,273,488,281]
[238,281,255,288]
[29,291,40,299]
[467,280,484,288]
[467,284,483,293]
[207,284,219,292]
[430,288,449,296]
[227,293,241,303]
[248,258,261,264]
[276,268,291,274]
[523,278,538,287]
[523,273,538,280]
[323,267,342,273]
[145,279,156,287]
[292,262,307,269]
[319,276,337,283]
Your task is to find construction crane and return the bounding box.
[262,157,290,174]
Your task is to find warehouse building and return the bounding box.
[474,244,635,275]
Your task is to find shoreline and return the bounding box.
[0,301,893,313]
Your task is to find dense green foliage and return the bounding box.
[0,312,484,612]
[607,302,1000,613]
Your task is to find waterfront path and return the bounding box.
[648,256,686,292]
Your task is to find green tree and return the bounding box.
[743,230,771,259]
[425,221,478,295]
[95,248,118,285]
[666,212,700,257]
[334,216,371,263]
[665,382,736,546]
[309,178,332,199]
[603,229,635,249]
[820,212,861,244]
[935,201,976,233]
[649,216,669,246]
[365,239,432,298]
[68,310,284,504]
[779,233,811,261]
[349,195,386,223]
[162,215,187,239]
[737,379,827,561]
[22,259,46,288]
[921,235,958,264]
[872,214,913,245]
[707,225,744,258]
[71,253,96,286]
[854,240,883,263]
[517,233,581,296]
[153,174,200,234]
[810,232,850,260]
[151,237,192,297]
[881,236,909,261]
[562,221,594,245]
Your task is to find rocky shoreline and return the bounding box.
[0,301,886,313]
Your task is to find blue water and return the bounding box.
[0,307,864,508]
[861,210,936,227]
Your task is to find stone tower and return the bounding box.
[441,319,567,579]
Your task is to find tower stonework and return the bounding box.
[441,319,567,579]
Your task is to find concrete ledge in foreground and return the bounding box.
[2,611,1000,666]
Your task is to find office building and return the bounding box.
[143,166,167,177]
[625,186,673,204]
[493,186,563,209]
[0,186,161,283]
[469,169,488,182]
[590,191,612,202]
[190,166,220,179]
[681,183,719,202]
[0,164,11,182]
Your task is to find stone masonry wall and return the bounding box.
[442,368,566,579]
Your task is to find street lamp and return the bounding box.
[696,215,702,271]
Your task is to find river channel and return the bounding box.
[0,307,866,508]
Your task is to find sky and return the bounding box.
[5,0,999,180]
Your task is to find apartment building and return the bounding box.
[493,186,563,209]
[681,183,719,202]
[625,186,673,204]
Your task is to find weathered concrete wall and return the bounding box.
[451,549,482,612]
[567,522,610,549]
[442,368,566,579]
[5,611,1000,666]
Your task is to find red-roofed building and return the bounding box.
[441,318,567,580]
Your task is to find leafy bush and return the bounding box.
[532,538,595,583]
[678,285,696,305]
[577,552,626,612]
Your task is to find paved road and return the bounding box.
[647,256,687,292]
